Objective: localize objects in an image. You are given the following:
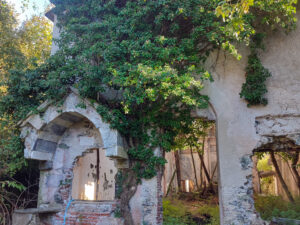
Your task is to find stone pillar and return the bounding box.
[129,148,163,225]
[216,118,264,225]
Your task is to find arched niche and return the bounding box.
[19,89,129,207]
[19,89,129,169]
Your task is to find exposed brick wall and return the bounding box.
[40,165,123,225]
[50,201,122,225]
[39,201,122,225]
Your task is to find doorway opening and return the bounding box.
[71,148,117,201]
[162,120,219,225]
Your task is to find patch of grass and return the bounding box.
[164,216,196,225]
[163,199,188,218]
[163,198,220,225]
[163,200,197,225]
[255,195,300,221]
[192,205,220,225]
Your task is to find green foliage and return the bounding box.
[164,216,195,225]
[272,208,300,220]
[240,33,271,106]
[255,195,300,221]
[0,1,53,79]
[114,206,122,218]
[163,200,195,225]
[173,119,213,152]
[0,0,298,181]
[256,154,276,194]
[195,205,220,225]
[163,200,188,218]
[18,15,53,66]
[115,171,124,199]
[0,0,24,77]
[0,1,52,223]
[163,199,219,225]
[257,154,272,172]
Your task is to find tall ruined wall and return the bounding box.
[201,10,300,225]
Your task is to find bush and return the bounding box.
[163,200,193,224]
[193,205,220,225]
[163,200,188,218]
[255,195,300,221]
[163,199,220,225]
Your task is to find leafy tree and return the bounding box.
[0,0,24,79]
[0,1,52,223]
[18,15,53,66]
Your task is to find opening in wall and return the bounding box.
[162,120,220,224]
[71,148,117,201]
[252,137,300,222]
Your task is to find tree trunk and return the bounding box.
[270,151,294,203]
[210,163,218,181]
[190,147,199,190]
[174,151,182,192]
[166,170,176,197]
[119,168,138,225]
[198,137,215,194]
[291,151,300,191]
[200,157,203,188]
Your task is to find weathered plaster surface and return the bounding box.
[201,11,300,225]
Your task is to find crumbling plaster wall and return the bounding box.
[38,120,117,206]
[201,10,300,225]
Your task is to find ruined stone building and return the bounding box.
[12,2,300,225]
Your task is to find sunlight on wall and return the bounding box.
[185,180,190,192]
[84,182,95,200]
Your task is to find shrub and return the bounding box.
[255,195,300,221]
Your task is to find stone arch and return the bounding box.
[19,89,128,168]
[17,89,128,224]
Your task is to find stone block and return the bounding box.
[12,212,39,225]
[34,139,57,153]
[105,145,128,159]
[26,150,53,161]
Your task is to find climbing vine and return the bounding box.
[0,0,298,224]
[240,33,272,106]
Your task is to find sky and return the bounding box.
[7,0,50,22]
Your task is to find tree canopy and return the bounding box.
[0,0,52,184]
[0,0,298,180]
